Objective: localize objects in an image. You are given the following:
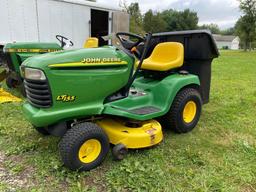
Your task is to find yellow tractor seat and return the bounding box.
[84,37,99,48]
[137,42,184,71]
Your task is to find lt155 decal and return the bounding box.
[56,95,76,102]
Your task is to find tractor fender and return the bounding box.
[155,74,200,116]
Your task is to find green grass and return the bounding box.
[0,51,256,191]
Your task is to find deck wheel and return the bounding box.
[112,143,128,161]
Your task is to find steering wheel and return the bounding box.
[56,35,74,48]
[116,32,145,55]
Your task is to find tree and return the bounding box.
[235,16,255,50]
[127,3,144,34]
[221,27,235,35]
[161,9,199,31]
[119,1,144,34]
[236,0,256,50]
[179,9,199,30]
[198,23,221,34]
[198,24,236,35]
[161,9,179,31]
[121,2,199,34]
[239,0,256,17]
[143,10,168,33]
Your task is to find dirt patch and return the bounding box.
[214,130,256,147]
[240,184,256,192]
[82,166,108,191]
[0,152,35,191]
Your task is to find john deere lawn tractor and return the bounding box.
[21,30,219,171]
[0,35,80,94]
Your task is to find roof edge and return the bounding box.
[53,0,122,11]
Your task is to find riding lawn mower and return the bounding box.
[0,35,98,95]
[20,30,219,171]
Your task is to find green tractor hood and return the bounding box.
[22,47,130,69]
[4,42,62,63]
[22,46,134,127]
[4,42,61,51]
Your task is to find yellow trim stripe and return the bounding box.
[4,48,60,53]
[48,61,128,68]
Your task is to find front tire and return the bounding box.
[59,122,109,171]
[161,88,202,133]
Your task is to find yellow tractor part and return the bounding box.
[96,118,163,149]
[84,37,99,48]
[78,139,102,163]
[183,101,197,123]
[0,88,22,103]
[136,42,184,71]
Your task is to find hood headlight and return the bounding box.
[24,68,46,81]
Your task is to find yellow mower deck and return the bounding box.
[97,118,163,149]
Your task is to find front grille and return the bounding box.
[24,79,52,108]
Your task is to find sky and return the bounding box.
[98,0,241,29]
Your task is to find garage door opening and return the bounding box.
[91,9,109,46]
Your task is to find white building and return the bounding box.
[213,34,240,50]
[0,0,129,48]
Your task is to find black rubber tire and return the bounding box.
[6,76,17,88]
[112,143,128,161]
[59,122,109,171]
[161,88,202,133]
[34,126,50,135]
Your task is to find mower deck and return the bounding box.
[96,118,163,149]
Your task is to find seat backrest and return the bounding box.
[84,37,99,48]
[141,42,184,71]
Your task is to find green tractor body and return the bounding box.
[23,47,134,126]
[4,42,62,70]
[19,30,219,171]
[1,35,74,90]
[2,42,62,89]
[23,46,200,127]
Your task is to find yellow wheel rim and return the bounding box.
[183,101,197,123]
[78,139,101,163]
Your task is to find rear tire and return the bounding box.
[161,88,202,133]
[59,122,109,171]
